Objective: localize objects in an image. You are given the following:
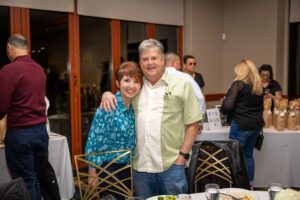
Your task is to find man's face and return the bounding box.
[185,58,197,72]
[139,48,165,84]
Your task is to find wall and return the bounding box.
[223,0,278,91]
[184,0,224,94]
[184,0,289,95]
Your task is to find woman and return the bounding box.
[259,64,282,100]
[85,61,143,197]
[221,59,264,185]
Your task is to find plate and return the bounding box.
[219,188,258,200]
[147,195,177,200]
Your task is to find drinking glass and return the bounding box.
[268,183,282,200]
[205,183,220,200]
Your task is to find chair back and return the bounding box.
[0,178,30,200]
[74,150,133,200]
[187,140,250,193]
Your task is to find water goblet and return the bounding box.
[268,183,282,200]
[205,183,220,200]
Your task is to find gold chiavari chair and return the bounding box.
[193,144,233,192]
[74,150,133,200]
[187,140,250,193]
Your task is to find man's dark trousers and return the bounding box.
[5,123,60,200]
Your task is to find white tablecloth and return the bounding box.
[197,125,300,188]
[0,133,75,200]
[190,191,268,200]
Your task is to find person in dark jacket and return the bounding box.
[221,59,264,185]
[183,55,205,90]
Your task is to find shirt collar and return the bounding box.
[165,67,177,72]
[116,92,133,113]
[14,55,30,62]
[143,70,169,88]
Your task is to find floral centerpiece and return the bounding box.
[275,189,300,200]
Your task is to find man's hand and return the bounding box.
[175,155,188,165]
[99,92,117,112]
[175,122,200,165]
[198,123,203,133]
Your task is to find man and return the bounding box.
[164,52,206,114]
[0,34,60,200]
[102,39,201,199]
[183,55,205,90]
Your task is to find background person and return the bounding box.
[165,52,206,117]
[0,34,60,200]
[259,64,282,100]
[85,61,142,199]
[183,55,205,90]
[221,59,264,186]
[101,39,201,199]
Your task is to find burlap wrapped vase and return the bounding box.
[277,111,287,131]
[273,98,281,129]
[275,99,288,131]
[296,99,300,129]
[287,100,298,130]
[287,111,297,130]
[263,98,273,128]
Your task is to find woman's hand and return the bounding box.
[264,92,282,100]
[88,167,99,186]
[99,92,118,112]
[264,92,274,99]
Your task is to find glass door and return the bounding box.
[30,10,70,145]
[0,6,10,69]
[121,21,146,63]
[79,16,112,152]
[155,24,178,53]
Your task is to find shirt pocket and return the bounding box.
[163,95,182,114]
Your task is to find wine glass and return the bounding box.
[205,183,220,200]
[268,183,282,200]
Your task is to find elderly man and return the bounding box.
[0,34,60,200]
[164,52,206,115]
[102,39,201,199]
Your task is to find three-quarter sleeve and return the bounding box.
[221,81,242,114]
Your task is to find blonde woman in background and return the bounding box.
[221,59,264,185]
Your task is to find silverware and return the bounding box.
[219,192,245,200]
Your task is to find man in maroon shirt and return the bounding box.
[0,34,60,200]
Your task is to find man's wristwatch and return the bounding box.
[179,151,190,160]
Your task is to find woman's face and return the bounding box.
[260,70,271,82]
[117,75,142,100]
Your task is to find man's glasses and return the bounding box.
[188,62,197,66]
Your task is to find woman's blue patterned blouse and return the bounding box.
[85,92,136,166]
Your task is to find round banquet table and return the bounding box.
[190,191,268,200]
